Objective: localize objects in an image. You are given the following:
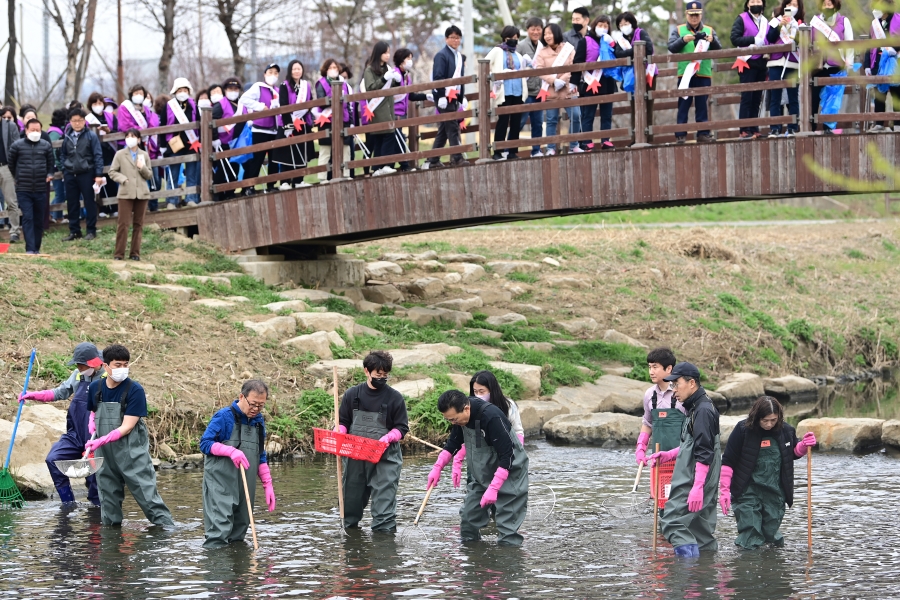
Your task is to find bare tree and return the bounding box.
[317,0,373,67]
[132,0,185,93]
[47,0,97,99]
[4,0,16,106]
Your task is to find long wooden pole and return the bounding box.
[333,366,345,526]
[807,446,813,551]
[406,433,442,452]
[652,443,660,553]
[240,465,259,550]
[414,485,434,526]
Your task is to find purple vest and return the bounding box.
[766,18,800,63]
[585,35,600,62]
[813,13,846,66]
[870,14,900,68]
[317,77,351,124]
[740,12,766,60]
[283,80,314,127]
[251,86,277,129]
[165,98,198,145]
[216,98,237,144]
[394,71,412,118]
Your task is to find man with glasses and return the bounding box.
[647,362,722,558]
[200,379,277,548]
[427,389,529,546]
[59,108,105,241]
[336,350,408,532]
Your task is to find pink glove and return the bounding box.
[210,442,250,470]
[258,463,276,511]
[719,465,733,515]
[427,450,452,490]
[688,462,709,513]
[480,467,509,508]
[20,390,55,403]
[85,428,122,453]
[635,431,650,465]
[517,433,525,445]
[452,444,467,488]
[88,412,96,436]
[647,446,679,467]
[795,431,817,457]
[379,428,402,444]
[335,425,348,434]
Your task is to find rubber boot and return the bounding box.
[57,485,76,504]
[674,544,699,558]
[688,543,700,557]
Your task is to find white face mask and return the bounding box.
[475,392,490,402]
[110,367,129,383]
[26,131,41,142]
[403,59,413,71]
[265,74,279,86]
[131,94,144,106]
[226,90,240,101]
[92,104,104,115]
[198,98,212,108]
[210,93,223,103]
[175,92,190,103]
[81,368,95,378]
[873,9,883,19]
[596,26,609,35]
[327,69,340,79]
[620,24,633,36]
[125,137,139,148]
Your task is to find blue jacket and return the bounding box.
[432,45,466,101]
[59,128,103,176]
[199,400,268,464]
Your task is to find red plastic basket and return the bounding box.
[313,428,388,464]
[652,463,676,509]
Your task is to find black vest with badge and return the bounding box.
[729,420,797,506]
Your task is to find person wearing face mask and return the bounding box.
[210,79,244,200]
[392,48,428,171]
[613,12,657,143]
[363,40,403,176]
[238,64,283,194]
[60,108,105,241]
[108,128,153,261]
[517,17,547,158]
[809,0,853,133]
[485,26,528,160]
[533,23,576,156]
[117,84,161,210]
[16,108,52,231]
[0,105,22,242]
[430,390,529,546]
[7,118,54,254]
[336,351,409,532]
[85,93,120,214]
[86,344,174,527]
[274,60,315,188]
[572,15,619,151]
[164,77,202,206]
[451,371,525,490]
[48,108,68,223]
[314,59,352,182]
[865,2,900,132]
[560,6,589,152]
[200,379,276,548]
[720,396,816,549]
[428,26,468,169]
[732,0,771,139]
[765,0,805,136]
[19,343,106,506]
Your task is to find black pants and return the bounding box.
[65,172,98,236]
[494,95,523,158]
[738,61,768,134]
[429,100,464,166]
[873,86,900,127]
[242,131,278,189]
[810,65,842,131]
[212,142,239,200]
[370,131,401,160]
[17,188,46,253]
[676,76,711,138]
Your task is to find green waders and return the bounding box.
[203,406,261,548]
[650,394,685,453]
[660,401,721,551]
[94,380,174,527]
[733,436,785,549]
[459,411,529,546]
[341,398,403,531]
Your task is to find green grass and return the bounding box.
[844,248,868,260]
[507,272,538,284]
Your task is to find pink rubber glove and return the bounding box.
[335,425,348,434]
[20,390,55,403]
[379,428,402,444]
[427,450,452,490]
[719,465,733,515]
[258,463,276,511]
[647,446,679,467]
[88,411,96,436]
[210,442,250,470]
[688,462,709,513]
[635,431,650,465]
[794,431,817,457]
[452,444,467,488]
[479,467,509,508]
[85,429,122,453]
[517,433,525,445]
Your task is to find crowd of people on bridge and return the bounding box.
[0,0,895,253]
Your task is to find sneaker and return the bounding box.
[675,136,686,145]
[373,166,397,176]
[696,134,715,144]
[25,251,38,255]
[98,212,109,218]
[84,232,96,241]
[8,234,18,243]
[570,146,585,153]
[129,255,140,261]
[768,130,782,137]
[111,211,118,218]
[867,124,885,133]
[894,125,900,133]
[295,182,312,188]
[784,129,797,137]
[427,161,445,169]
[545,148,556,156]
[62,232,81,241]
[492,154,507,161]
[113,257,123,261]
[186,201,199,207]
[600,141,615,151]
[279,183,292,190]
[530,150,544,158]
[506,154,521,160]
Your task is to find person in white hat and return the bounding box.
[238,64,283,195]
[163,77,201,207]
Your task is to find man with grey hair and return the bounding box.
[199,379,277,548]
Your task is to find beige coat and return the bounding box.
[533,41,576,100]
[108,147,153,200]
[484,46,528,105]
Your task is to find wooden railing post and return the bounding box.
[632,42,649,148]
[409,101,419,153]
[797,26,813,135]
[858,34,869,131]
[477,59,492,162]
[200,106,213,203]
[331,82,344,180]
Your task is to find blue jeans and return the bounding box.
[51,178,66,220]
[768,66,799,133]
[520,96,544,154]
[169,161,200,205]
[581,101,613,144]
[545,106,583,151]
[676,76,711,138]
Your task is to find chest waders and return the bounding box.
[660,398,721,551]
[45,377,99,505]
[341,386,403,532]
[203,406,262,548]
[94,380,174,527]
[459,403,529,546]
[733,436,785,549]
[650,390,685,453]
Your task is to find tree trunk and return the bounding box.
[58,0,87,100]
[74,0,98,99]
[4,0,16,106]
[157,0,177,93]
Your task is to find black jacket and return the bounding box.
[443,398,515,471]
[60,128,103,176]
[722,419,802,506]
[432,45,466,101]
[731,13,769,67]
[682,386,720,466]
[571,33,619,95]
[613,28,655,58]
[8,137,55,192]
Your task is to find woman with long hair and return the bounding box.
[765,0,805,135]
[533,23,576,155]
[275,60,316,188]
[573,15,619,151]
[484,25,528,160]
[392,48,427,171]
[314,58,352,182]
[362,40,402,176]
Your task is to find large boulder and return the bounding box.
[407,277,445,299]
[362,284,404,304]
[406,307,472,327]
[412,343,463,357]
[306,359,363,378]
[719,415,745,447]
[551,375,647,415]
[486,261,542,276]
[277,288,338,303]
[517,400,569,436]
[797,417,885,453]
[293,312,356,339]
[135,283,194,303]
[546,276,592,289]
[0,418,59,493]
[365,261,403,279]
[243,316,297,340]
[486,313,527,326]
[466,288,513,304]
[440,253,486,264]
[387,349,446,369]
[21,404,67,438]
[602,329,648,349]
[448,373,472,391]
[715,373,766,409]
[444,263,486,283]
[263,299,310,313]
[543,413,642,447]
[505,341,554,353]
[489,362,542,399]
[281,331,334,359]
[191,298,238,308]
[763,375,818,404]
[431,296,483,312]
[393,378,435,399]
[556,317,599,335]
[883,420,900,449]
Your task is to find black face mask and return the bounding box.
[505,39,518,50]
[749,4,763,14]
[371,377,388,389]
[572,23,584,32]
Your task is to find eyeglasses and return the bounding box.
[70,118,85,124]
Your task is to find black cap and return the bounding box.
[265,63,280,73]
[686,1,703,12]
[663,362,701,382]
[67,342,103,368]
[223,77,243,89]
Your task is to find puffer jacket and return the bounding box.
[8,137,55,192]
[60,128,103,176]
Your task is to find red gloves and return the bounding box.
[719,465,733,515]
[210,442,250,470]
[427,450,452,489]
[688,462,709,513]
[647,446,680,467]
[379,428,402,444]
[635,431,650,465]
[480,467,509,508]
[85,429,122,453]
[452,445,467,488]
[794,431,817,457]
[20,390,55,403]
[258,463,276,511]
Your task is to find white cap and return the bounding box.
[170,77,194,95]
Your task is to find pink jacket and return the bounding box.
[534,42,575,100]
